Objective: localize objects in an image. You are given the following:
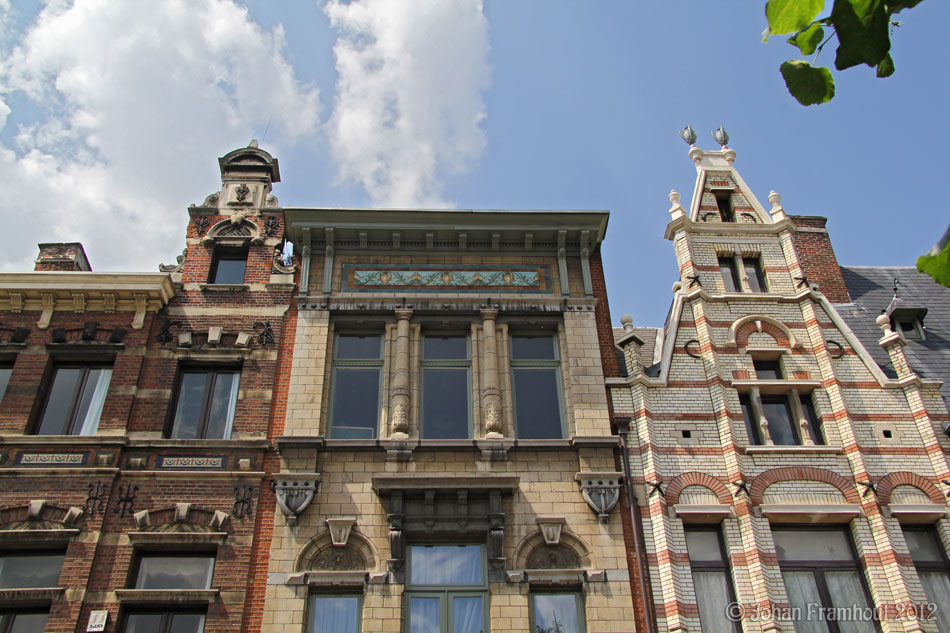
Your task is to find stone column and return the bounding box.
[390,308,413,440]
[480,309,504,439]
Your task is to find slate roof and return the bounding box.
[837,266,950,407]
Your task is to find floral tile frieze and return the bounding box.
[342,264,552,293]
[156,456,226,470]
[15,452,88,467]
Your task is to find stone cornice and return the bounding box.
[664,214,795,241]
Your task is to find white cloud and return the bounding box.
[324,0,489,207]
[0,0,320,272]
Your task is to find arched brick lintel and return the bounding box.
[665,472,732,506]
[876,471,945,506]
[728,315,796,349]
[749,467,860,506]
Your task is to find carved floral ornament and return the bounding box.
[576,472,623,523]
[272,473,321,527]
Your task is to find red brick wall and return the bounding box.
[789,215,851,303]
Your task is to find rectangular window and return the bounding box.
[510,334,564,439]
[685,528,738,633]
[169,368,240,439]
[903,527,949,631]
[743,258,767,292]
[308,595,361,633]
[35,364,112,435]
[0,552,65,588]
[715,191,734,222]
[0,612,49,633]
[124,612,205,633]
[800,395,824,445]
[752,359,782,380]
[421,335,470,440]
[134,555,214,590]
[760,395,798,445]
[773,528,876,633]
[209,246,247,285]
[405,545,487,633]
[719,257,740,293]
[0,363,12,404]
[329,334,382,439]
[738,394,761,444]
[897,319,924,340]
[531,593,585,633]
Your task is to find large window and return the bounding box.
[308,595,361,633]
[0,552,65,588]
[510,334,564,439]
[208,246,247,285]
[0,612,49,633]
[133,554,215,590]
[719,257,741,293]
[531,593,585,633]
[124,612,205,633]
[405,544,487,633]
[773,528,876,633]
[35,365,112,435]
[903,527,950,631]
[421,335,471,440]
[744,258,768,293]
[719,256,767,293]
[738,361,823,446]
[329,334,383,439]
[169,368,240,439]
[685,528,739,633]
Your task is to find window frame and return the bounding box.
[529,591,587,633]
[208,244,248,285]
[902,526,948,627]
[742,257,768,293]
[306,594,363,633]
[714,191,735,223]
[130,552,216,591]
[0,610,49,633]
[403,543,489,633]
[33,363,112,436]
[0,549,66,589]
[685,527,740,633]
[737,360,824,446]
[895,318,924,340]
[419,333,472,440]
[508,332,566,440]
[166,365,241,440]
[328,332,384,440]
[719,257,741,293]
[120,610,207,633]
[0,361,13,407]
[773,526,879,633]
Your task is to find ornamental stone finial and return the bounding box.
[768,190,786,221]
[621,314,634,333]
[768,191,781,208]
[679,125,697,146]
[669,189,686,220]
[712,125,729,148]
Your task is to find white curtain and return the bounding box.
[782,571,830,633]
[532,594,580,633]
[918,571,950,632]
[218,372,240,439]
[410,546,481,585]
[453,596,482,633]
[825,571,876,633]
[409,597,440,633]
[310,596,358,633]
[692,571,737,633]
[78,369,111,435]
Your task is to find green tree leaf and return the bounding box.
[876,54,895,77]
[917,242,950,287]
[886,0,924,13]
[788,22,825,55]
[832,0,891,69]
[766,0,825,37]
[780,60,836,105]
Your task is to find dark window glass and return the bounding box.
[135,555,214,590]
[423,336,467,360]
[330,334,382,439]
[685,528,738,633]
[743,258,767,292]
[898,320,923,339]
[738,394,760,444]
[0,365,12,403]
[36,366,112,435]
[773,528,876,633]
[406,545,487,633]
[421,335,470,439]
[761,395,797,445]
[0,553,64,588]
[511,336,556,360]
[0,613,49,633]
[715,192,734,222]
[510,334,563,440]
[531,593,584,633]
[125,613,205,633]
[904,527,950,631]
[308,596,360,633]
[209,247,247,285]
[719,257,740,293]
[800,395,824,445]
[170,369,240,439]
[752,360,782,380]
[336,334,382,360]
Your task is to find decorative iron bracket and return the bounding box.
[575,472,623,523]
[272,473,321,527]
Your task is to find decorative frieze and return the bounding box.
[342,264,551,293]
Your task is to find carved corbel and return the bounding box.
[9,292,23,313]
[37,293,55,329]
[132,293,147,330]
[103,293,117,314]
[273,473,321,527]
[576,472,623,523]
[326,516,357,547]
[536,516,566,545]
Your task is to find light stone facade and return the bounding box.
[265,208,637,633]
[608,146,950,633]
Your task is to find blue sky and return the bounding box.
[1,1,947,326]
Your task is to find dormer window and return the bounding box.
[895,318,924,340]
[209,245,248,285]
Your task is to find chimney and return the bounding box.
[34,243,92,272]
[789,216,850,303]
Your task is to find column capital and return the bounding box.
[394,308,413,321]
[480,308,499,321]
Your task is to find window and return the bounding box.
[903,527,949,631]
[405,544,487,633]
[0,552,65,588]
[208,246,247,285]
[752,359,782,380]
[510,334,564,439]
[719,257,740,293]
[123,612,205,633]
[738,361,823,446]
[133,554,215,590]
[0,612,49,633]
[35,365,112,435]
[896,319,924,340]
[773,528,876,633]
[421,335,471,439]
[169,368,240,439]
[714,191,734,222]
[308,595,361,633]
[531,593,585,633]
[0,363,12,404]
[685,528,738,633]
[743,258,767,292]
[329,334,383,439]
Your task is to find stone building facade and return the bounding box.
[608,144,950,633]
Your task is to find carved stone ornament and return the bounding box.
[273,473,320,527]
[272,246,297,274]
[526,544,581,570]
[576,472,623,523]
[159,248,188,273]
[235,183,251,202]
[391,402,409,434]
[311,546,365,571]
[536,516,565,545]
[326,516,357,547]
[485,402,501,434]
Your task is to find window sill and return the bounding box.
[198,283,249,292]
[743,444,842,455]
[0,529,79,544]
[278,436,616,453]
[520,569,586,586]
[673,504,734,523]
[127,531,228,546]
[0,587,65,603]
[732,379,822,394]
[127,438,269,449]
[884,504,949,523]
[286,571,372,587]
[114,589,219,604]
[756,504,862,523]
[0,435,128,446]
